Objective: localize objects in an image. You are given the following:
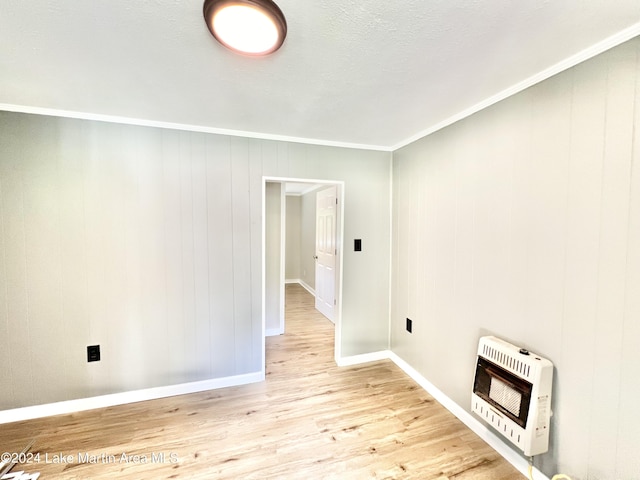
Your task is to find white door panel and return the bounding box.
[315,186,337,322]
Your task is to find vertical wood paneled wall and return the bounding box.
[0,112,392,410]
[391,38,640,479]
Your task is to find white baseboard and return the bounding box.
[336,349,550,480]
[284,279,316,296]
[0,371,264,425]
[336,350,390,367]
[298,279,315,296]
[1,346,550,479]
[265,327,284,336]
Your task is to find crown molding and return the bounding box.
[392,22,640,151]
[0,103,391,152]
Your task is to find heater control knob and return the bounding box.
[519,348,530,355]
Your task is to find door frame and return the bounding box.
[264,181,287,337]
[261,176,345,372]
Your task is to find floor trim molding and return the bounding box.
[337,349,550,480]
[298,279,315,296]
[335,350,390,367]
[285,279,315,296]
[0,371,264,425]
[265,327,284,337]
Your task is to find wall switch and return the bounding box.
[354,239,362,251]
[406,318,413,333]
[87,345,101,362]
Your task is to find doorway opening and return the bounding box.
[262,177,345,373]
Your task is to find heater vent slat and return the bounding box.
[472,336,553,457]
[481,343,536,381]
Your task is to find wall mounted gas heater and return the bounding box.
[471,336,553,456]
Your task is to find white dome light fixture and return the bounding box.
[203,0,287,56]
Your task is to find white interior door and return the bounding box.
[315,186,337,322]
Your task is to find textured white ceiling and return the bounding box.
[1,1,639,149]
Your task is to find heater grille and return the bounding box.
[489,376,522,418]
[471,336,554,456]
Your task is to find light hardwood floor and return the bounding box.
[0,284,522,479]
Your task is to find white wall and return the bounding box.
[300,188,317,291]
[0,112,392,410]
[285,195,301,281]
[391,37,640,480]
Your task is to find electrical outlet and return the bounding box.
[87,345,101,362]
[406,318,413,333]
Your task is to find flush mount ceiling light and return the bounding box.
[203,0,287,56]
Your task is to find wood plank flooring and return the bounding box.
[0,284,522,479]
